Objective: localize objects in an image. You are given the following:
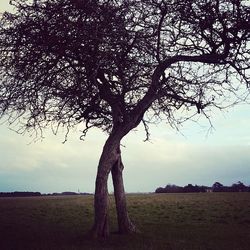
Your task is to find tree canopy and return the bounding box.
[0,0,249,139]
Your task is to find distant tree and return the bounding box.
[212,182,224,192]
[231,181,247,192]
[183,184,200,192]
[0,0,249,238]
[164,184,184,193]
[155,187,166,193]
[61,191,79,195]
[197,186,207,193]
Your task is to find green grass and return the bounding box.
[1,193,250,249]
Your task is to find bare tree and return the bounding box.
[0,0,249,238]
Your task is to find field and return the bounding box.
[0,193,250,250]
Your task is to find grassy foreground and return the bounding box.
[0,193,250,250]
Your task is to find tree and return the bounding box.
[231,181,247,192]
[155,184,184,193]
[212,182,224,192]
[0,0,249,238]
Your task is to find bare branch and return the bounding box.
[0,0,249,141]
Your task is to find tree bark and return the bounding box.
[111,149,137,234]
[90,133,121,238]
[90,120,140,238]
[90,171,110,238]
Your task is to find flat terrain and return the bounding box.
[0,193,250,250]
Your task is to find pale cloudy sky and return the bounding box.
[0,1,250,193]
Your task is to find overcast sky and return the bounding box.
[0,1,250,194]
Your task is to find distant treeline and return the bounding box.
[155,181,250,193]
[0,191,92,197]
[0,192,42,197]
[46,192,92,196]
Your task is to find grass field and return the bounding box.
[0,193,250,250]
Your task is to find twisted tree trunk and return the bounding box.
[90,126,137,238]
[90,133,121,238]
[111,147,137,234]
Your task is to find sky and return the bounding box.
[0,1,250,194]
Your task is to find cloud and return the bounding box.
[121,132,250,191]
[0,126,106,192]
[1,104,250,193]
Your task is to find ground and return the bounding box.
[0,193,250,249]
